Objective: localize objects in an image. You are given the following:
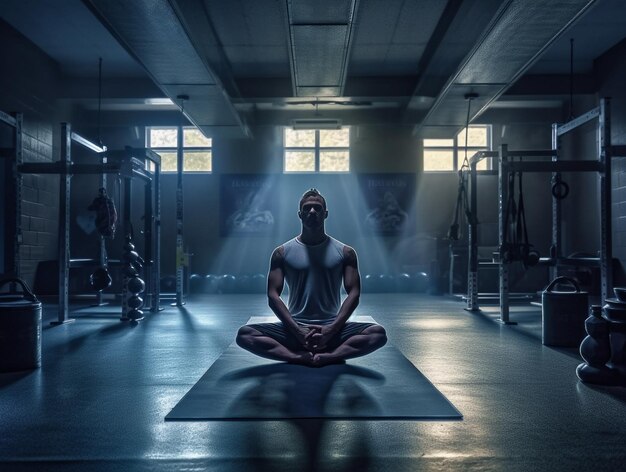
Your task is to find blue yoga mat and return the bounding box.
[166,316,462,421]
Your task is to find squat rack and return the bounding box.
[18,123,162,324]
[0,109,23,279]
[465,98,624,322]
[495,98,620,323]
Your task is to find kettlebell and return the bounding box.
[90,267,112,292]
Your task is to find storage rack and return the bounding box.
[18,123,162,324]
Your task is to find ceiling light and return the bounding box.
[292,119,342,130]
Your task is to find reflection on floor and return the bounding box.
[1,293,626,471]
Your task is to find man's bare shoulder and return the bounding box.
[270,245,285,268]
[342,245,358,265]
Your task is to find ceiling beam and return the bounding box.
[83,0,251,139]
[416,0,598,137]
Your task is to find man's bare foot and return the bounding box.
[311,353,346,367]
[290,351,315,366]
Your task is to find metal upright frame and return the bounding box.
[466,150,497,311]
[18,124,162,324]
[0,110,23,279]
[174,123,185,307]
[495,98,617,323]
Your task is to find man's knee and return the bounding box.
[365,324,387,347]
[236,325,258,348]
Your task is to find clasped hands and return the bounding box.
[296,324,336,353]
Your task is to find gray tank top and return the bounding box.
[282,236,345,324]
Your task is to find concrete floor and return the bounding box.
[1,293,626,471]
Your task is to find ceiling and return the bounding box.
[1,0,625,139]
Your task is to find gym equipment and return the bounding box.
[551,175,570,200]
[448,170,471,241]
[501,169,540,268]
[576,292,626,386]
[465,98,623,322]
[203,274,218,294]
[413,272,430,293]
[174,95,188,307]
[165,316,462,421]
[189,274,203,294]
[161,275,176,293]
[87,187,118,239]
[235,274,252,294]
[218,274,237,294]
[0,278,41,372]
[541,276,588,347]
[122,234,145,322]
[396,273,412,292]
[377,274,394,293]
[362,274,375,293]
[17,123,162,324]
[250,273,266,294]
[89,267,112,292]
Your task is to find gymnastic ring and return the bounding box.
[551,180,569,200]
[524,250,540,267]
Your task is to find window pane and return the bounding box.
[285,129,315,147]
[423,150,454,171]
[285,151,315,172]
[150,128,178,147]
[184,128,212,147]
[320,151,349,172]
[423,138,453,147]
[320,129,349,147]
[158,151,178,172]
[457,126,487,147]
[476,158,489,171]
[184,151,212,172]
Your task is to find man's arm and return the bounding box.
[308,245,361,351]
[267,246,313,348]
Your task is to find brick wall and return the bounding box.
[0,19,62,287]
[19,121,59,285]
[596,38,626,282]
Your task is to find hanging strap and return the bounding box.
[448,170,471,240]
[503,170,517,246]
[516,170,528,247]
[516,170,540,267]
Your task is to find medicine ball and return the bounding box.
[203,274,219,294]
[189,274,204,294]
[251,273,266,293]
[127,277,145,294]
[218,274,237,294]
[414,272,430,293]
[396,273,412,292]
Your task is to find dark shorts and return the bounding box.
[246,321,376,352]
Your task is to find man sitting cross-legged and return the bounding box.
[236,188,387,367]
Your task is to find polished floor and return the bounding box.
[1,293,626,471]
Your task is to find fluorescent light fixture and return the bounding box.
[144,98,175,106]
[292,119,342,130]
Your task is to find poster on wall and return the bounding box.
[358,173,416,234]
[220,174,278,236]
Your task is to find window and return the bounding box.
[146,126,212,172]
[423,125,492,172]
[284,128,350,173]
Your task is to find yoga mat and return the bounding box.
[166,316,462,421]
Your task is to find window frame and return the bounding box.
[146,125,213,173]
[423,125,492,172]
[283,127,350,173]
